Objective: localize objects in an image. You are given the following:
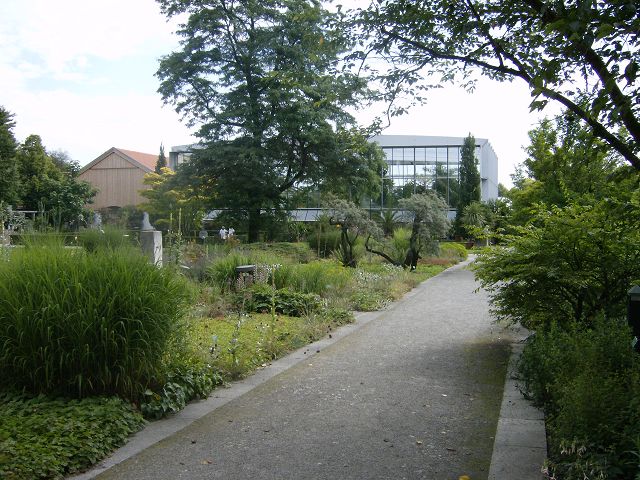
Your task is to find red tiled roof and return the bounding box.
[117,148,157,171]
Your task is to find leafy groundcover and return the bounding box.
[0,393,144,479]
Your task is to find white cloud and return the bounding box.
[0,0,193,163]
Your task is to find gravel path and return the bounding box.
[94,258,511,480]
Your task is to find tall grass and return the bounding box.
[0,245,192,399]
[205,253,255,291]
[306,229,341,258]
[76,226,136,252]
[272,261,351,295]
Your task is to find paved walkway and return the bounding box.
[87,259,516,480]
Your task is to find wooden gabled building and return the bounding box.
[78,147,157,209]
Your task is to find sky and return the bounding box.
[1,0,559,187]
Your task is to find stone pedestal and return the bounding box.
[140,230,162,267]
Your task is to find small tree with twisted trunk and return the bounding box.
[323,195,381,268]
[366,192,451,270]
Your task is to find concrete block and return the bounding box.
[140,230,162,267]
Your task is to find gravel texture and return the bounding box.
[92,258,511,480]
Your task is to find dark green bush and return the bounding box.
[0,245,192,399]
[473,202,640,331]
[241,284,322,317]
[517,320,640,479]
[0,393,144,480]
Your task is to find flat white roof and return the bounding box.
[370,135,490,147]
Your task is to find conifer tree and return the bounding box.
[155,143,167,173]
[0,107,20,205]
[455,134,480,236]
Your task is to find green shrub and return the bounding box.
[389,227,411,264]
[0,393,144,479]
[473,202,640,331]
[241,284,322,317]
[0,246,192,399]
[517,320,640,479]
[439,242,468,260]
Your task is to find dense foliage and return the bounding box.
[0,107,96,227]
[323,196,381,267]
[472,108,640,477]
[0,245,192,399]
[518,320,640,479]
[474,200,640,331]
[508,113,621,226]
[0,107,19,205]
[0,394,144,480]
[156,0,385,241]
[140,166,206,233]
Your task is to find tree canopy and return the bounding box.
[508,111,624,224]
[157,0,385,241]
[354,0,640,169]
[0,108,96,229]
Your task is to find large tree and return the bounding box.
[16,135,63,211]
[157,0,385,241]
[0,107,20,205]
[354,1,640,169]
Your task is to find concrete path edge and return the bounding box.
[488,331,548,480]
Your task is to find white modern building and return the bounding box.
[170,134,499,215]
[370,135,499,206]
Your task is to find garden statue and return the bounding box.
[91,212,102,229]
[141,212,154,231]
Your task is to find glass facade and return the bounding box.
[379,144,480,209]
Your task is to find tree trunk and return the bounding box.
[403,217,421,271]
[247,208,261,243]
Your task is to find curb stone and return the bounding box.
[488,330,547,479]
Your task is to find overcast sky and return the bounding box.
[1,0,559,187]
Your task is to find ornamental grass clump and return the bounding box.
[271,261,351,296]
[0,244,192,400]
